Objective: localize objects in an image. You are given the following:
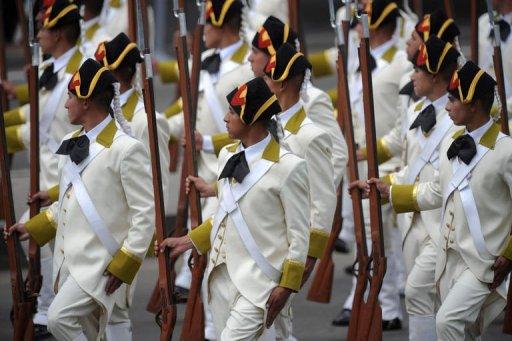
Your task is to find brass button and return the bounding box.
[214,247,219,252]
[445,223,450,228]
[449,211,454,217]
[444,235,448,240]
[449,239,454,244]
[451,227,455,231]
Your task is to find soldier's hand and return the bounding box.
[356,148,366,161]
[489,256,512,291]
[186,175,215,197]
[300,256,317,288]
[105,273,123,295]
[3,223,29,241]
[348,180,370,198]
[265,286,293,328]
[28,190,52,206]
[368,178,391,199]
[0,79,17,100]
[157,235,193,259]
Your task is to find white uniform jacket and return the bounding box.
[188,136,310,308]
[25,117,155,333]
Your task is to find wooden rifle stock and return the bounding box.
[287,0,307,57]
[0,89,32,341]
[354,15,386,341]
[136,0,178,339]
[0,2,9,221]
[470,0,479,63]
[174,5,206,340]
[412,0,423,19]
[492,47,509,135]
[444,0,454,19]
[15,0,31,65]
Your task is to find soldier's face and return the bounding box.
[37,28,58,55]
[65,92,85,125]
[406,31,422,61]
[249,47,269,77]
[410,67,434,98]
[446,94,471,126]
[224,107,246,139]
[203,24,223,49]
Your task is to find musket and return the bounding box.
[15,0,31,66]
[485,0,509,135]
[127,0,137,43]
[0,1,9,222]
[470,0,479,63]
[25,1,42,338]
[288,0,308,57]
[341,0,351,65]
[355,13,386,341]
[444,0,454,19]
[307,0,347,304]
[0,89,32,341]
[136,0,178,339]
[173,1,207,339]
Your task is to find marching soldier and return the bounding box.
[366,61,512,340]
[5,59,155,340]
[157,76,310,340]
[1,1,84,337]
[353,36,460,340]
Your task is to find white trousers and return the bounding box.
[436,250,506,341]
[209,264,281,340]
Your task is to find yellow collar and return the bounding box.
[284,107,307,134]
[72,119,118,148]
[452,122,501,149]
[122,92,139,122]
[381,45,398,63]
[85,22,101,40]
[414,100,424,112]
[231,43,249,64]
[65,49,83,74]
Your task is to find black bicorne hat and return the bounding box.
[42,0,80,29]
[205,0,243,27]
[226,77,281,125]
[448,61,496,104]
[415,10,460,43]
[252,16,299,56]
[68,58,117,99]
[264,42,312,82]
[94,33,143,71]
[414,36,460,75]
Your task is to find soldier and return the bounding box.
[4,59,155,340]
[1,1,84,337]
[353,36,460,340]
[98,0,129,38]
[365,61,512,340]
[157,77,310,340]
[240,0,288,44]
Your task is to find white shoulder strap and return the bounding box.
[201,71,226,133]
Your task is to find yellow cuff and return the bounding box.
[158,60,179,83]
[6,125,25,153]
[308,228,329,259]
[4,108,26,127]
[212,182,218,196]
[107,246,143,284]
[380,173,395,186]
[310,50,334,78]
[47,185,60,203]
[327,88,337,106]
[212,133,234,156]
[14,84,29,105]
[25,210,57,246]
[279,259,305,292]
[391,184,419,213]
[501,236,512,261]
[188,218,213,255]
[376,139,393,164]
[164,98,183,119]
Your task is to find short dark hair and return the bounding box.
[85,0,104,16]
[115,63,137,84]
[379,19,397,36]
[90,86,114,112]
[52,21,81,44]
[223,11,242,33]
[436,61,458,83]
